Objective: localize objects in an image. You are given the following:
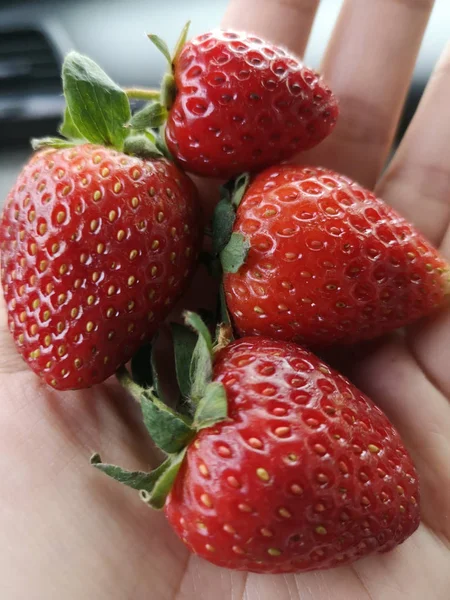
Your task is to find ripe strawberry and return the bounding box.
[92,315,419,574]
[0,144,201,390]
[221,165,450,346]
[147,29,338,179]
[166,336,419,573]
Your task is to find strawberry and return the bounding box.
[0,145,200,390]
[92,314,420,574]
[0,51,201,390]
[137,27,338,179]
[217,166,450,346]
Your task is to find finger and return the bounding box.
[304,0,434,189]
[350,336,450,542]
[0,295,27,374]
[378,43,450,247]
[221,0,320,57]
[407,308,450,400]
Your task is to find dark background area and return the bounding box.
[0,0,448,202]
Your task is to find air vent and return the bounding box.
[0,29,61,94]
[0,28,64,139]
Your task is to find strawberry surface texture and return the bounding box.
[224,165,450,346]
[165,337,420,573]
[166,30,338,178]
[0,144,201,390]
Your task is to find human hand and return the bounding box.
[1,1,450,598]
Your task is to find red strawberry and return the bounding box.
[160,29,338,178]
[92,316,419,573]
[165,336,420,573]
[0,144,201,390]
[221,165,450,346]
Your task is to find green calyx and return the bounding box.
[212,173,251,274]
[33,23,192,156]
[33,23,191,157]
[129,102,168,131]
[147,21,190,111]
[62,52,131,148]
[209,174,251,337]
[92,312,229,510]
[32,50,169,159]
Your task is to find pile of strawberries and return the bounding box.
[1,24,449,574]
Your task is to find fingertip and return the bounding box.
[221,0,320,58]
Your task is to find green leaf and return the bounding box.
[130,102,167,130]
[141,448,187,510]
[176,397,195,419]
[92,450,187,511]
[116,365,144,403]
[193,382,228,431]
[184,312,214,406]
[220,232,250,274]
[150,340,166,403]
[141,392,194,454]
[62,51,131,148]
[189,346,213,403]
[184,312,213,355]
[171,323,197,399]
[148,33,172,65]
[173,21,191,62]
[160,73,177,110]
[154,134,173,160]
[212,196,236,256]
[123,134,164,159]
[59,106,82,139]
[144,129,157,143]
[90,453,170,492]
[219,172,249,210]
[231,172,250,208]
[212,174,249,258]
[31,137,77,151]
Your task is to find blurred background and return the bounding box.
[0,0,449,203]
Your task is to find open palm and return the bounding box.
[2,1,450,598]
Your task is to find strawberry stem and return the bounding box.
[116,365,143,403]
[160,73,177,111]
[124,88,161,101]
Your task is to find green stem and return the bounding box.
[124,88,161,101]
[160,73,176,111]
[116,365,143,403]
